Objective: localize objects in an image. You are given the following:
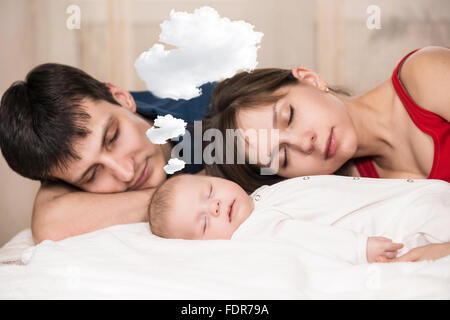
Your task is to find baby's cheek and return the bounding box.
[229,224,241,239]
[225,229,234,240]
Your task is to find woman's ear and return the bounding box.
[105,82,137,113]
[291,67,328,91]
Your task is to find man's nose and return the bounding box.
[103,156,135,182]
[209,199,221,217]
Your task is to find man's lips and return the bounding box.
[131,159,149,190]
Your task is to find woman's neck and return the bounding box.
[342,80,397,160]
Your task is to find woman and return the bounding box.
[203,45,450,262]
[204,46,450,192]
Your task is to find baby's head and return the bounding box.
[148,174,254,240]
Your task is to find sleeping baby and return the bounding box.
[148,174,450,264]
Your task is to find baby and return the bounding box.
[148,174,450,264]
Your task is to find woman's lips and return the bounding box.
[325,128,337,160]
[131,159,149,190]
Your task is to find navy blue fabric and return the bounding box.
[130,82,216,174]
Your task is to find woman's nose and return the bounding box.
[300,130,316,154]
[283,130,316,154]
[209,199,221,217]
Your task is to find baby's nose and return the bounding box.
[209,199,221,217]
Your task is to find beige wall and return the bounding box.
[1,0,449,246]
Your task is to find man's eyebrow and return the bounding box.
[74,115,115,184]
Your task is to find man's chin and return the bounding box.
[138,168,167,190]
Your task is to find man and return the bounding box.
[0,63,215,243]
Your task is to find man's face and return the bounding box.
[50,94,169,193]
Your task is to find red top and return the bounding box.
[355,48,450,183]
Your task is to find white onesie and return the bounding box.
[231,175,450,264]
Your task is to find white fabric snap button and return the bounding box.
[302,176,310,180]
[353,177,360,180]
[406,179,414,183]
[254,194,261,201]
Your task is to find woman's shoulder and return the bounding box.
[333,159,361,177]
[398,46,450,122]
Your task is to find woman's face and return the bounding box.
[236,69,357,177]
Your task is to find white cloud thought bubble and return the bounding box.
[164,158,186,175]
[134,6,263,100]
[146,114,187,145]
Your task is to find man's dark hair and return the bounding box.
[0,63,121,182]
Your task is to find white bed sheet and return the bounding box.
[1,223,449,299]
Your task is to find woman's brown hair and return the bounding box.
[203,68,350,194]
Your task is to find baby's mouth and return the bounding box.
[228,199,236,223]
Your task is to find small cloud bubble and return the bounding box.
[164,158,186,174]
[146,114,187,144]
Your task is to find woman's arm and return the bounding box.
[32,181,155,243]
[388,242,450,263]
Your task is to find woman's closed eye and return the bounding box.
[287,105,294,126]
[282,147,288,168]
[278,106,293,169]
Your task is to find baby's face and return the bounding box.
[166,175,254,240]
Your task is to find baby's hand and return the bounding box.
[367,236,404,263]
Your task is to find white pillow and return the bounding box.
[0,229,35,264]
